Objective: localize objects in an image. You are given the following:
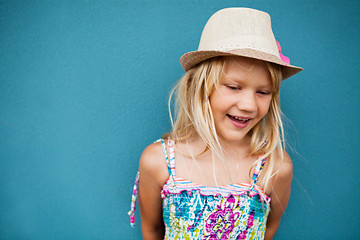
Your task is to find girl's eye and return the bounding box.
[257,90,272,95]
[227,85,239,90]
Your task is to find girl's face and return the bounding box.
[209,57,273,145]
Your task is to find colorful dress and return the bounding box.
[129,139,271,240]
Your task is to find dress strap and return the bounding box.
[159,138,176,189]
[251,140,268,186]
[167,139,176,177]
[159,139,172,177]
[249,157,266,194]
[128,171,139,227]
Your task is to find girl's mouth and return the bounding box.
[226,114,252,128]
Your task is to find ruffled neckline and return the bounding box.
[161,176,271,202]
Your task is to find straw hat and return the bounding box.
[180,8,302,79]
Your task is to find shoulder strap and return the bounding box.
[251,157,266,184]
[128,171,139,227]
[167,139,176,177]
[249,157,266,194]
[159,138,176,189]
[159,139,172,177]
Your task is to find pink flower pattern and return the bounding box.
[203,196,258,240]
[205,207,240,239]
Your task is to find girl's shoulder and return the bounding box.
[269,150,293,193]
[260,150,293,195]
[139,141,169,186]
[141,141,163,162]
[276,150,293,180]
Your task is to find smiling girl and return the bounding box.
[129,7,302,240]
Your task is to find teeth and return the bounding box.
[234,116,247,121]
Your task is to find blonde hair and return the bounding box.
[164,56,285,200]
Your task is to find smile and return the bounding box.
[226,114,252,128]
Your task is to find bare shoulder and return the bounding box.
[269,150,293,196]
[140,141,164,169]
[139,141,169,186]
[275,150,293,182]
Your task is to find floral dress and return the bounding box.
[129,139,271,240]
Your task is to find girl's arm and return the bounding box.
[264,151,293,240]
[138,142,168,240]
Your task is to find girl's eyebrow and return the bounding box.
[221,76,273,89]
[221,74,246,83]
[223,75,269,84]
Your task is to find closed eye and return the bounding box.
[257,90,272,95]
[227,85,240,91]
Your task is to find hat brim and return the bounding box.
[180,48,302,80]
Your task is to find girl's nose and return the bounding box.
[236,91,257,113]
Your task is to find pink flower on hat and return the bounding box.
[276,41,290,65]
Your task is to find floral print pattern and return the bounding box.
[204,196,240,239]
[163,189,269,240]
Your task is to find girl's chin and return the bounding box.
[215,122,254,145]
[218,132,251,145]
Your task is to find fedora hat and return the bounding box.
[180,8,302,79]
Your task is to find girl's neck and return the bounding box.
[179,134,252,162]
[218,135,252,157]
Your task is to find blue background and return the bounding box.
[1,0,359,239]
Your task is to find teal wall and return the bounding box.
[1,0,359,239]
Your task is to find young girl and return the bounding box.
[129,7,302,240]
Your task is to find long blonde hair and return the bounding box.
[164,56,285,197]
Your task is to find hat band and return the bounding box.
[198,35,280,58]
